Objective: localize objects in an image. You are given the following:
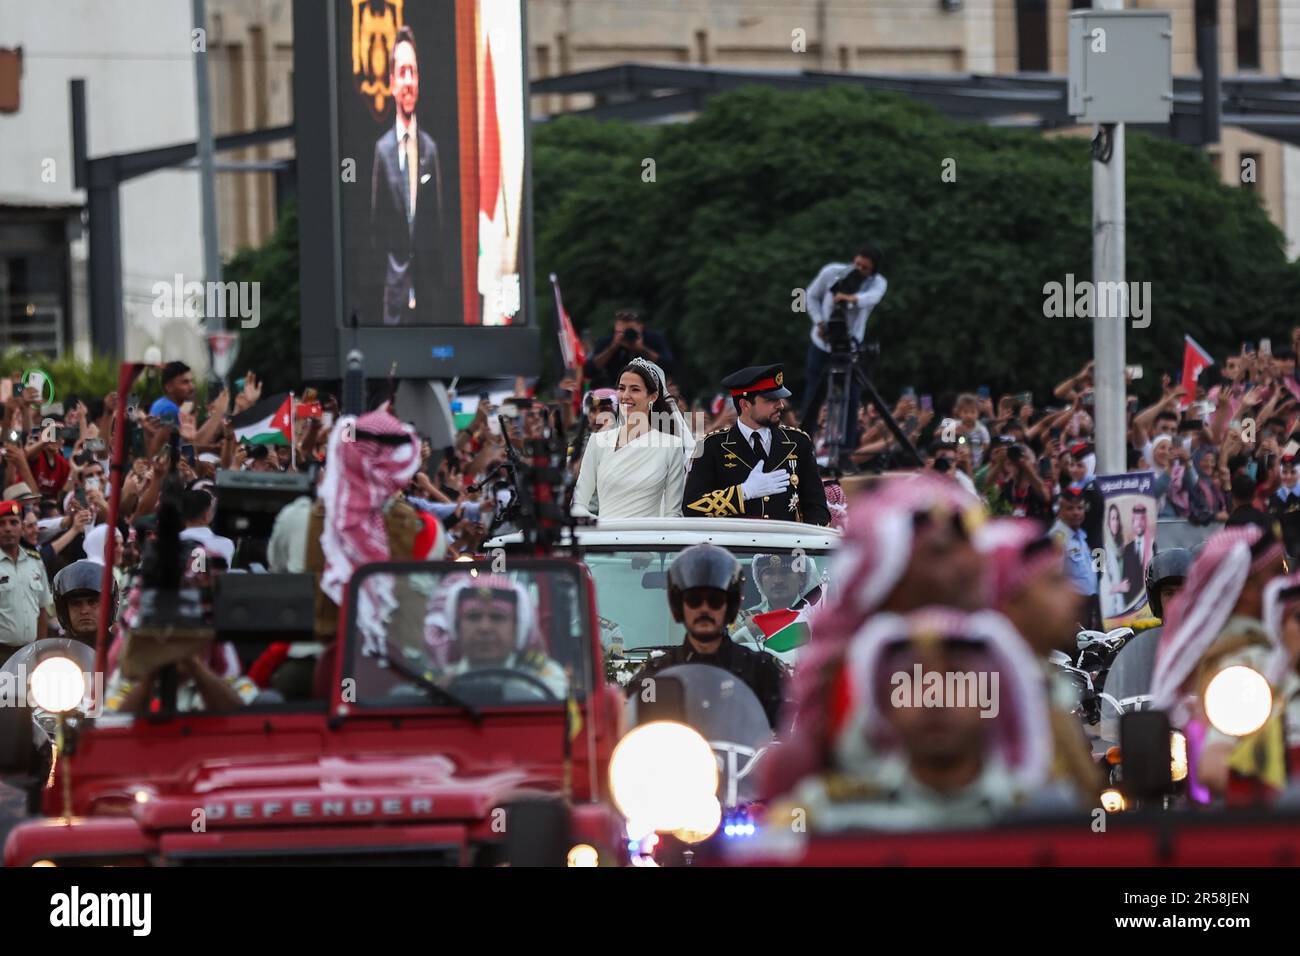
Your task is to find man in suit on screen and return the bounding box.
[370,25,446,325]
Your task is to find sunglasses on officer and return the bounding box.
[681,588,727,610]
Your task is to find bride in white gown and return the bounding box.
[572,358,693,519]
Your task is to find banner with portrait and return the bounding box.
[1095,471,1159,629]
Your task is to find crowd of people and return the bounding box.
[7,261,1300,831]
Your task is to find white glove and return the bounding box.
[741,463,791,501]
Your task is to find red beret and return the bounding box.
[0,500,21,517]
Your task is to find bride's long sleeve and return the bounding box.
[572,437,600,516]
[662,443,686,517]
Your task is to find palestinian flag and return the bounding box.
[752,607,811,653]
[231,393,292,446]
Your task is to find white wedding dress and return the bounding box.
[572,426,687,519]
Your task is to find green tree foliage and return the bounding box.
[532,86,1300,403]
[225,202,301,395]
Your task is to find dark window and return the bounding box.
[1016,0,1049,72]
[1071,0,1091,8]
[1237,0,1260,70]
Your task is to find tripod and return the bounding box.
[800,338,923,475]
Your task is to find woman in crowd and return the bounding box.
[571,358,691,519]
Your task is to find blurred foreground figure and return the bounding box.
[762,473,986,798]
[1150,524,1286,798]
[977,519,1101,802]
[774,608,1056,831]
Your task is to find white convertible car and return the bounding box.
[490,517,841,683]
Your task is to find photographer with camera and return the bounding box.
[801,245,888,448]
[583,310,676,390]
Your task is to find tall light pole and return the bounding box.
[1092,0,1126,476]
[192,0,222,335]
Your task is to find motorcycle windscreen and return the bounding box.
[625,663,774,807]
[1096,629,1160,746]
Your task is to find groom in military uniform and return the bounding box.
[684,365,830,525]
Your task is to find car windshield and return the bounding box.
[343,561,593,709]
[583,548,831,654]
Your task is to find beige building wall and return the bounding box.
[528,0,1297,257]
[206,0,294,260]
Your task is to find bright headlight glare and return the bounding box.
[673,796,722,845]
[1169,730,1188,782]
[28,656,85,714]
[566,844,599,868]
[609,721,719,833]
[1100,788,1125,813]
[1204,665,1272,737]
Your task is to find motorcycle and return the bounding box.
[0,638,98,814]
[616,663,773,864]
[1050,627,1135,728]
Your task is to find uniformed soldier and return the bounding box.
[0,499,51,665]
[52,559,118,646]
[628,543,785,728]
[441,576,568,698]
[682,364,830,525]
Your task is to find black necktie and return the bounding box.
[751,432,766,466]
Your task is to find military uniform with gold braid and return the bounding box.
[683,365,829,525]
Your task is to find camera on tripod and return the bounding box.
[825,267,869,352]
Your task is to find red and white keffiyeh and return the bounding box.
[1150,524,1277,711]
[319,407,421,655]
[975,518,1059,611]
[763,472,985,798]
[831,607,1053,792]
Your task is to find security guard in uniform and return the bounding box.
[683,364,829,525]
[628,543,786,728]
[0,499,51,666]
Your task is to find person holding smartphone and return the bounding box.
[582,310,675,390]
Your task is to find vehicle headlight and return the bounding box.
[609,721,719,836]
[1170,730,1188,783]
[566,844,599,867]
[673,796,722,845]
[1204,665,1272,737]
[28,656,85,714]
[1100,788,1125,813]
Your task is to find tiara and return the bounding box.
[627,357,664,391]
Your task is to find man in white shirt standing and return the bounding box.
[178,488,236,570]
[802,246,888,450]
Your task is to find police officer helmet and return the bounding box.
[1144,548,1192,619]
[52,559,118,635]
[667,543,743,626]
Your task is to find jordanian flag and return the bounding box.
[231,393,292,446]
[752,607,811,653]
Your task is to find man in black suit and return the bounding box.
[683,364,830,525]
[1119,503,1150,608]
[370,25,446,325]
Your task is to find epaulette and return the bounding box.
[21,544,41,559]
[519,648,547,670]
[702,427,730,439]
[781,425,812,440]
